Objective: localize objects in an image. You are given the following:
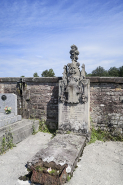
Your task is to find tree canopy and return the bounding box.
[33,72,39,77]
[119,66,123,77]
[87,65,123,77]
[108,67,119,77]
[91,66,108,77]
[41,69,55,77]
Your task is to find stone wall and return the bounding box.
[0,77,61,129]
[0,77,123,133]
[88,77,123,134]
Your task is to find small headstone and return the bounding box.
[0,93,17,115]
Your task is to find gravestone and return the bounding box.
[58,45,90,135]
[0,93,17,115]
[0,93,39,147]
[0,93,21,128]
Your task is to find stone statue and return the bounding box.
[59,44,87,104]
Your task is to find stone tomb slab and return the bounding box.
[0,93,17,115]
[27,134,86,185]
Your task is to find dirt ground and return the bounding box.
[0,132,123,185]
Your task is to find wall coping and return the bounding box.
[87,77,123,83]
[0,77,123,83]
[0,77,62,83]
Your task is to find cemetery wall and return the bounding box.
[0,77,123,132]
[88,77,123,134]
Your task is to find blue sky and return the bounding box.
[0,0,123,77]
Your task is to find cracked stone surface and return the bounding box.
[27,134,86,184]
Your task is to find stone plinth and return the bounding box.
[59,93,90,134]
[27,134,86,185]
[0,113,22,128]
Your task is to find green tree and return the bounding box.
[108,67,119,77]
[41,69,55,77]
[33,72,39,77]
[91,66,108,76]
[119,66,123,77]
[21,75,25,77]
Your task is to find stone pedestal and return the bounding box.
[59,83,90,134]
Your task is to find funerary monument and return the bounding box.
[58,44,90,134]
[27,45,90,185]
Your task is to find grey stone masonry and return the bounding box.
[0,119,39,148]
[58,45,90,135]
[0,113,22,128]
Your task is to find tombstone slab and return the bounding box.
[27,134,86,185]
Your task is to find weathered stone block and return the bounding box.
[27,134,86,185]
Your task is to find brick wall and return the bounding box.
[0,77,123,133]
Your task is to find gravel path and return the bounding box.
[0,132,51,185]
[0,133,123,185]
[67,141,123,185]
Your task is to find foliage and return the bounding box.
[41,68,55,77]
[108,67,119,77]
[0,132,14,155]
[86,65,123,77]
[33,72,39,77]
[67,175,71,181]
[32,124,37,135]
[119,66,123,77]
[6,132,14,149]
[39,120,50,133]
[21,75,25,77]
[91,66,108,77]
[1,137,6,153]
[36,166,44,172]
[39,119,56,137]
[89,127,123,144]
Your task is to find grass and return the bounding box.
[0,133,15,155]
[38,119,57,137]
[89,127,123,144]
[36,166,44,172]
[66,175,71,181]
